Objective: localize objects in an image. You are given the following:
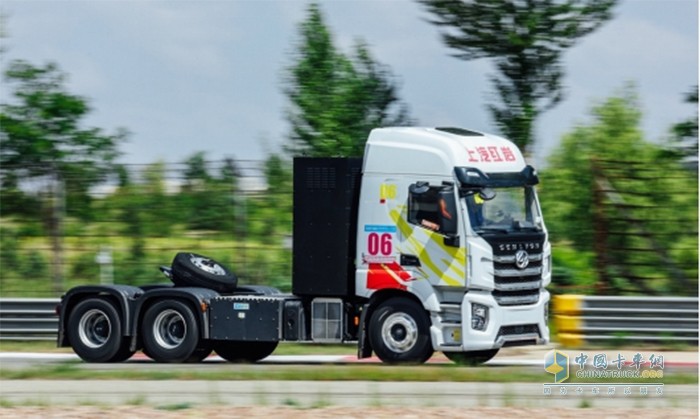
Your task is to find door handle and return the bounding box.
[400,254,421,267]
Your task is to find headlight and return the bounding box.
[471,303,489,331]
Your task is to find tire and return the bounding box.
[110,342,136,363]
[187,342,213,362]
[68,298,132,363]
[141,299,200,363]
[444,349,499,366]
[214,341,278,363]
[142,342,211,363]
[368,297,434,364]
[170,253,237,293]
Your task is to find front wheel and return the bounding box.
[444,349,499,365]
[141,300,200,363]
[214,341,278,363]
[68,298,133,362]
[369,297,433,364]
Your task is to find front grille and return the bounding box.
[497,323,541,347]
[497,324,540,338]
[492,289,540,305]
[493,253,542,297]
[483,233,545,306]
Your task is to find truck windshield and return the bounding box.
[465,187,542,234]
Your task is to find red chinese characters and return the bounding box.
[465,146,517,163]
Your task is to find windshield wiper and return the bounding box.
[511,221,541,232]
[476,226,510,234]
[515,226,541,232]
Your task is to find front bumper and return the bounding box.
[433,289,550,352]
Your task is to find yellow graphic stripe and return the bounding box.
[389,208,462,286]
[388,205,466,268]
[421,250,461,287]
[391,206,413,237]
[442,258,465,279]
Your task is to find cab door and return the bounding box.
[388,182,467,288]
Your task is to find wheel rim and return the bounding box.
[189,255,227,276]
[78,309,111,349]
[153,309,187,349]
[381,312,418,354]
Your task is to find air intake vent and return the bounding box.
[305,166,337,190]
[436,127,483,137]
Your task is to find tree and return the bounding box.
[541,87,697,295]
[419,0,617,151]
[0,60,126,292]
[668,86,698,169]
[183,151,212,191]
[179,152,238,231]
[284,3,413,157]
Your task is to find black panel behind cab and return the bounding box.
[292,157,363,297]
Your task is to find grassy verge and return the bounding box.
[1,361,696,384]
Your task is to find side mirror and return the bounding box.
[409,181,430,195]
[478,188,496,201]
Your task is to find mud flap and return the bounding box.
[357,303,372,359]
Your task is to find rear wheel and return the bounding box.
[187,342,213,362]
[143,342,211,362]
[369,297,433,364]
[68,298,133,363]
[444,349,499,365]
[214,341,278,363]
[141,299,200,363]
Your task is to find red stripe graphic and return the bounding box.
[366,262,414,290]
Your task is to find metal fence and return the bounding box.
[553,295,699,347]
[2,296,698,346]
[0,298,59,341]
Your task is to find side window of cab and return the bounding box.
[407,182,458,236]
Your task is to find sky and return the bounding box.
[0,0,697,169]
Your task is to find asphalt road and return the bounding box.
[0,350,698,409]
[1,379,697,409]
[1,345,698,369]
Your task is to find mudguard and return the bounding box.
[57,284,146,347]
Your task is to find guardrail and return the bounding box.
[1,296,698,346]
[553,295,699,347]
[0,298,59,341]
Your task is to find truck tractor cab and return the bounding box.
[355,127,550,363]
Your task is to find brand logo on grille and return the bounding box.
[515,250,530,269]
[498,242,541,252]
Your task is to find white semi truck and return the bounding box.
[57,127,551,364]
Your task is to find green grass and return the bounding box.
[1,361,696,384]
[156,402,194,411]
